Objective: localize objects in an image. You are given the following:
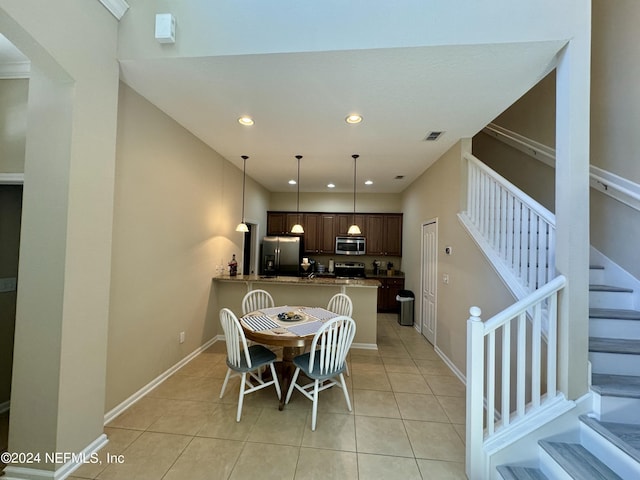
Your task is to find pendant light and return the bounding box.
[347,154,362,235]
[235,155,249,233]
[291,155,304,234]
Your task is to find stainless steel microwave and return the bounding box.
[335,236,366,255]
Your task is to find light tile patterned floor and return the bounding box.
[66,313,467,480]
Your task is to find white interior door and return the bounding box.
[421,220,437,345]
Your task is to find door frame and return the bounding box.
[420,218,438,345]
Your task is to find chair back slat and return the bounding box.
[309,316,356,375]
[327,293,353,317]
[242,289,275,315]
[220,308,252,368]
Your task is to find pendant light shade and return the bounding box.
[291,155,304,234]
[235,155,249,232]
[348,154,361,235]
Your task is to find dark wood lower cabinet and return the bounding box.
[376,277,405,312]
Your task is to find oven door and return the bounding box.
[335,236,366,255]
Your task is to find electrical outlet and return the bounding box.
[179,331,185,344]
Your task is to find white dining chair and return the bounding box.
[219,308,281,421]
[285,315,356,431]
[242,289,275,315]
[326,293,353,375]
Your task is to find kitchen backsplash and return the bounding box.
[310,254,402,273]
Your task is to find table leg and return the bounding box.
[279,346,302,410]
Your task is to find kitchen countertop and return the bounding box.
[212,274,380,288]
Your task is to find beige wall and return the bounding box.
[590,0,640,279]
[269,192,402,213]
[0,78,27,173]
[402,141,515,375]
[106,83,270,410]
[1,0,120,466]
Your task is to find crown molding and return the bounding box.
[0,61,30,79]
[99,0,130,20]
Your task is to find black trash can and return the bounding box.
[396,290,415,326]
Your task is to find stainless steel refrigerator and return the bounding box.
[261,236,302,277]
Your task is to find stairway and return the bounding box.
[495,264,640,479]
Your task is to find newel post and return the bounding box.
[466,306,485,479]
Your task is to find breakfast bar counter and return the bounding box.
[211,274,380,348]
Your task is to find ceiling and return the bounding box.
[2,33,564,194]
[121,41,563,193]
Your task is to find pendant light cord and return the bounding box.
[352,154,359,223]
[241,155,248,222]
[296,155,302,224]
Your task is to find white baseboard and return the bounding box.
[434,345,466,385]
[0,400,9,414]
[3,434,108,480]
[103,335,221,425]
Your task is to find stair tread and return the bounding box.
[589,284,634,293]
[590,308,640,321]
[592,373,640,398]
[590,337,640,355]
[580,415,640,464]
[539,440,622,479]
[497,465,549,480]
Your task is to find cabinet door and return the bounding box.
[384,215,403,256]
[337,214,366,236]
[366,215,384,255]
[319,214,336,253]
[386,278,404,312]
[303,213,320,253]
[267,212,286,235]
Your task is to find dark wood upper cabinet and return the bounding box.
[267,211,401,256]
[366,214,402,256]
[336,214,366,236]
[303,213,335,254]
[267,212,301,235]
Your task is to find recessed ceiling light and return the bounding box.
[238,116,254,126]
[288,179,296,185]
[327,183,335,188]
[345,114,363,124]
[365,180,373,185]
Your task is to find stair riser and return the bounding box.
[593,394,640,425]
[590,352,640,376]
[590,319,640,339]
[580,421,640,479]
[538,447,574,480]
[589,291,634,310]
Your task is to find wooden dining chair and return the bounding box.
[285,315,356,431]
[242,289,275,315]
[219,308,281,421]
[326,293,353,375]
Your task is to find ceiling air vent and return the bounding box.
[424,131,444,141]
[394,175,405,180]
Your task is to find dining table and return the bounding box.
[240,305,339,410]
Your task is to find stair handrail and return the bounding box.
[461,152,556,298]
[466,274,567,479]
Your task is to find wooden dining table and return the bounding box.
[240,305,338,410]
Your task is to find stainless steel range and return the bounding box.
[334,261,366,279]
